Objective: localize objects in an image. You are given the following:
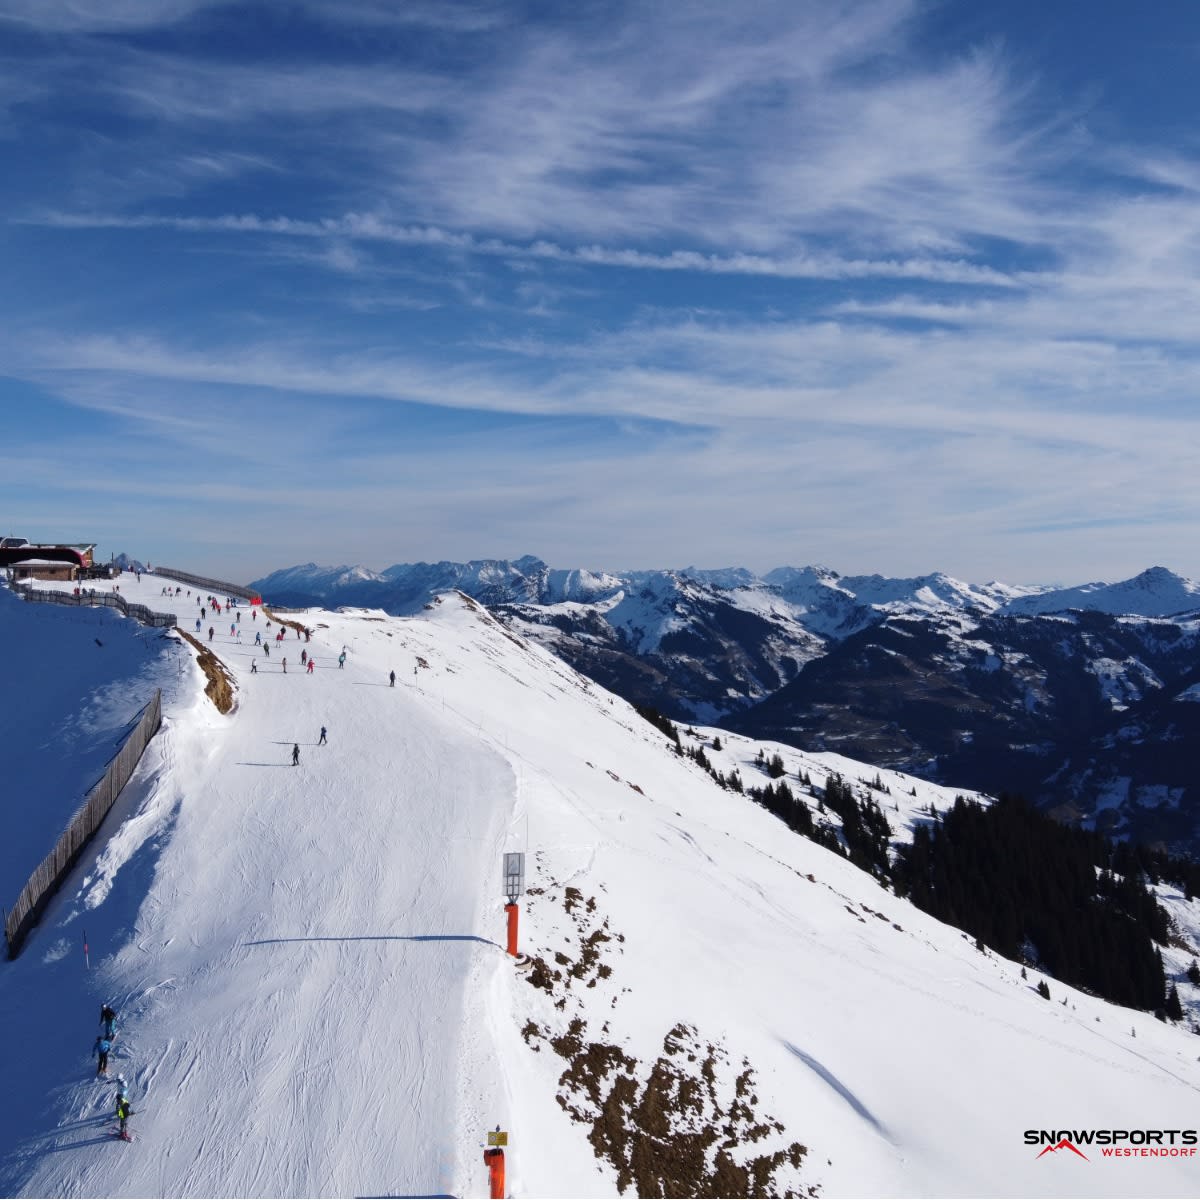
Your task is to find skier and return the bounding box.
[389,670,395,687]
[115,1095,133,1140]
[300,649,307,665]
[208,627,214,642]
[100,1004,117,1039]
[254,631,262,645]
[318,726,327,745]
[250,660,258,674]
[292,743,300,766]
[114,1075,129,1115]
[306,659,314,674]
[94,1035,112,1076]
[338,653,346,669]
[282,657,287,674]
[230,623,236,636]
[201,607,205,620]
[264,643,270,657]
[195,618,201,633]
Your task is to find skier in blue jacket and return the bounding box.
[100,1004,117,1039]
[94,1036,112,1076]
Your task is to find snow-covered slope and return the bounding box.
[1,574,1198,1198]
[1000,567,1200,619]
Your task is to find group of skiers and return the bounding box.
[92,1005,134,1141]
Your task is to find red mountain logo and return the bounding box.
[1037,1138,1089,1161]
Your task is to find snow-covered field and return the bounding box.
[1,572,1198,1198]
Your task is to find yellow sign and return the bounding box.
[487,1131,508,1147]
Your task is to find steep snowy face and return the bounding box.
[836,570,1001,615]
[378,556,550,606]
[1000,567,1200,618]
[539,567,625,604]
[604,570,699,653]
[761,565,871,638]
[253,561,385,600]
[677,565,759,590]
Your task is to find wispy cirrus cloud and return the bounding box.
[0,0,505,34]
[15,317,1200,581]
[25,211,1021,286]
[5,1,1200,582]
[3,0,1051,255]
[0,0,221,32]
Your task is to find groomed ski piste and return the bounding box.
[0,571,1198,1199]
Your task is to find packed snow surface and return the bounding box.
[0,573,1198,1198]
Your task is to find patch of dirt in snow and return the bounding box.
[173,629,236,714]
[522,882,817,1198]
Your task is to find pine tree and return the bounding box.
[711,736,722,752]
[1037,980,1051,1000]
[1166,984,1184,1022]
[1187,961,1200,987]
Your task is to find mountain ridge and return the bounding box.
[249,558,1200,855]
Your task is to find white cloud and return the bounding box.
[0,0,219,32]
[26,211,1021,286]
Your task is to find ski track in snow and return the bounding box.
[0,584,517,1198]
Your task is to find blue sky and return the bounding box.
[2,0,1199,584]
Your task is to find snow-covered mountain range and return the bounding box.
[252,558,1200,855]
[2,572,1199,1198]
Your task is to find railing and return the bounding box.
[4,691,163,958]
[153,567,260,603]
[13,581,176,627]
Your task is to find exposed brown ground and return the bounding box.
[522,871,817,1197]
[175,629,236,714]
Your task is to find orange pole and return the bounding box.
[484,1148,505,1199]
[505,903,518,957]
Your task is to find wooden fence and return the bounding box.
[4,690,163,958]
[154,566,260,602]
[13,581,177,628]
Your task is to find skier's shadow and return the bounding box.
[49,1116,110,1132]
[44,1134,118,1152]
[236,763,292,768]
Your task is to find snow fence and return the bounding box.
[4,690,163,958]
[13,581,177,628]
[153,566,260,603]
